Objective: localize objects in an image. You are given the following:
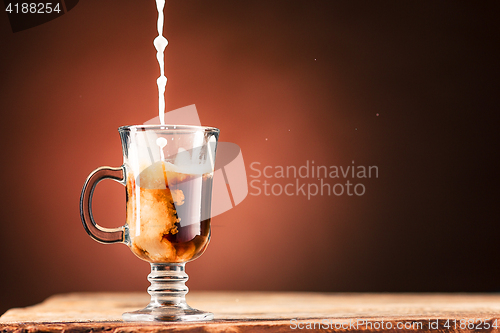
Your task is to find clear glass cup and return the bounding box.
[80,125,219,321]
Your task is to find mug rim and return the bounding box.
[118,124,220,134]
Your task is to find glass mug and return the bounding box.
[80,125,219,321]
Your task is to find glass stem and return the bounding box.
[148,263,189,308]
[122,262,212,321]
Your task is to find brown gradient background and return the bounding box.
[0,0,499,315]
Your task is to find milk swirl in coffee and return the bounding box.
[126,161,213,263]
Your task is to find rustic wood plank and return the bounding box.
[1,292,500,332]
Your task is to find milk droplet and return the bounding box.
[157,76,167,88]
[156,137,168,148]
[154,36,168,51]
[156,137,168,162]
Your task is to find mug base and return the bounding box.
[122,305,214,322]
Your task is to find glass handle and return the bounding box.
[80,166,126,244]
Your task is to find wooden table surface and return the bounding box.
[1,292,500,332]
